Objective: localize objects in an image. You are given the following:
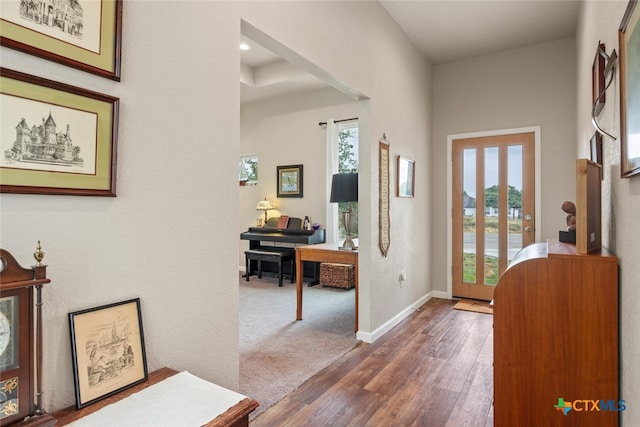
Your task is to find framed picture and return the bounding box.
[590,132,603,180]
[69,298,148,409]
[397,156,415,198]
[0,68,119,196]
[619,0,640,178]
[0,0,123,80]
[592,42,606,116]
[277,164,303,198]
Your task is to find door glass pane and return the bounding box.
[508,145,523,263]
[463,148,476,283]
[484,147,499,285]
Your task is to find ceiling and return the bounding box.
[240,0,581,103]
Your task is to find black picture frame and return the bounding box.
[69,298,148,409]
[277,164,303,198]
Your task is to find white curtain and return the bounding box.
[325,119,339,243]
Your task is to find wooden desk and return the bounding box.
[295,242,358,331]
[52,367,258,427]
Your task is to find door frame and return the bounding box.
[446,127,541,299]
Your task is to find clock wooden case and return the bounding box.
[0,246,54,426]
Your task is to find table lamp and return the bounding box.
[330,173,358,250]
[256,198,275,225]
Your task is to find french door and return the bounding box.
[452,132,535,301]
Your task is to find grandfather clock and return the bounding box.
[0,243,55,426]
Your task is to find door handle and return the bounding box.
[525,226,532,233]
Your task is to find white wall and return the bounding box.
[1,1,242,412]
[576,2,640,424]
[431,38,577,295]
[0,1,432,412]
[239,87,358,267]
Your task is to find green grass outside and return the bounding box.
[462,215,518,285]
[463,252,499,285]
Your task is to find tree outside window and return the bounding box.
[338,126,358,238]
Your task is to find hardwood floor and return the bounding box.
[251,298,494,426]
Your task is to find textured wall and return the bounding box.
[576,1,640,424]
[431,38,577,296]
[0,1,432,412]
[1,1,242,411]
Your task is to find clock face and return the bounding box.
[0,296,17,370]
[0,312,10,356]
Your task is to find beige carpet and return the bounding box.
[239,274,359,419]
[453,299,493,314]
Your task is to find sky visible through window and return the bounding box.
[463,146,522,198]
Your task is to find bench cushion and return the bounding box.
[245,247,294,258]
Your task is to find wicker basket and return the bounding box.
[319,262,355,289]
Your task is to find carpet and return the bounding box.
[239,274,359,419]
[453,299,493,314]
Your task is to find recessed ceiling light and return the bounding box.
[239,42,250,51]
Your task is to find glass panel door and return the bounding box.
[452,132,535,301]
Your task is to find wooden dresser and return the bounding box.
[493,240,619,426]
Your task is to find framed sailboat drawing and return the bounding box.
[69,298,148,408]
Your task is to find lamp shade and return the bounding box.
[256,198,275,210]
[330,173,358,203]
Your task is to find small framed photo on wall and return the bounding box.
[397,156,415,198]
[277,164,303,198]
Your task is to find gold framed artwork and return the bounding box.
[397,156,415,198]
[0,68,119,196]
[379,138,390,257]
[69,298,148,409]
[277,164,303,198]
[619,0,640,178]
[0,0,123,80]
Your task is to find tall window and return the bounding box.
[337,123,358,239]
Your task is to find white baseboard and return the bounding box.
[432,290,448,299]
[356,291,439,343]
[240,272,450,345]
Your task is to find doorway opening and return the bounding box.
[238,20,370,417]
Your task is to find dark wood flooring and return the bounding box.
[251,297,494,426]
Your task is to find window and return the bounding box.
[239,155,258,186]
[336,122,358,239]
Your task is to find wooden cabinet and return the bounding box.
[493,240,619,426]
